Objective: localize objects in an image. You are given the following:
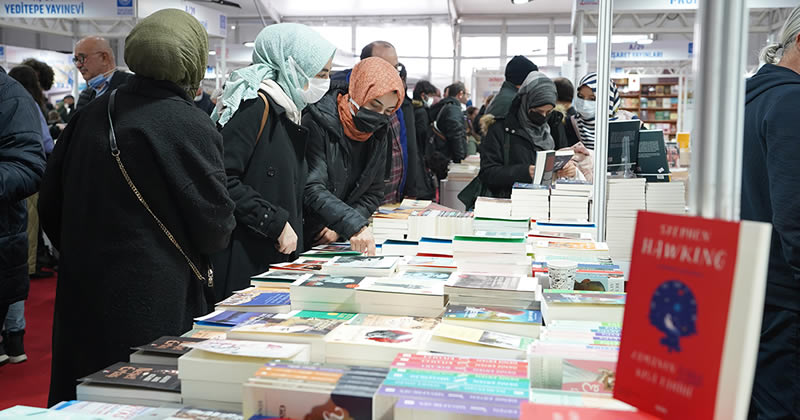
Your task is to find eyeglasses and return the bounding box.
[72,51,104,66]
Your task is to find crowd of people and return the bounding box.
[2,6,798,418]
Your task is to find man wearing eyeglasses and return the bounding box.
[73,36,131,111]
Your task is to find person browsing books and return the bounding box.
[741,6,800,419]
[210,23,336,303]
[303,57,405,255]
[478,71,577,199]
[572,72,639,150]
[39,10,236,405]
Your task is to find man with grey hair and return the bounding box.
[73,36,131,110]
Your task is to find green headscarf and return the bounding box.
[124,9,208,97]
[213,23,336,127]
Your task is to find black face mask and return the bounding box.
[528,110,548,126]
[353,107,390,133]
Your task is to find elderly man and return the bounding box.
[73,36,131,110]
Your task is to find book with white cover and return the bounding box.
[324,317,437,365]
[250,271,313,289]
[178,341,310,384]
[75,383,182,407]
[356,271,450,308]
[320,256,400,276]
[445,273,537,299]
[426,323,533,360]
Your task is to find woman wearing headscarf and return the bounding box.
[39,10,236,404]
[572,72,639,150]
[210,23,335,302]
[303,57,405,256]
[478,72,576,199]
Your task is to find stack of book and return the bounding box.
[192,310,263,332]
[534,221,597,240]
[550,180,593,222]
[472,216,530,234]
[76,362,182,407]
[178,339,311,412]
[227,310,355,362]
[250,271,312,289]
[452,232,530,275]
[532,263,625,293]
[48,401,242,419]
[645,181,686,215]
[417,237,453,256]
[532,240,610,264]
[528,320,621,396]
[606,178,646,261]
[323,314,439,366]
[474,197,512,219]
[129,336,205,367]
[442,304,542,339]
[214,287,291,313]
[289,274,365,312]
[243,363,389,420]
[372,208,413,242]
[374,353,530,419]
[300,243,361,258]
[540,290,626,325]
[407,210,474,241]
[444,273,538,310]
[381,239,419,256]
[511,183,550,220]
[269,257,328,273]
[355,271,451,317]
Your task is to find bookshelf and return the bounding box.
[613,77,681,140]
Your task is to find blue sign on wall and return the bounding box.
[688,42,694,56]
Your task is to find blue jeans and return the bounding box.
[4,301,25,332]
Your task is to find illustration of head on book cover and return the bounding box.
[649,280,697,352]
[365,329,414,343]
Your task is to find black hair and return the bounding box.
[9,65,47,114]
[397,62,407,83]
[64,94,74,100]
[360,40,395,60]
[446,82,466,98]
[553,77,575,103]
[413,80,438,100]
[22,58,55,91]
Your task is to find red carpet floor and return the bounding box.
[0,271,56,410]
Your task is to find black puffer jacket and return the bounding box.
[429,96,467,163]
[478,98,546,199]
[0,69,46,309]
[302,81,387,247]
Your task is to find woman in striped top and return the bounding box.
[571,72,639,150]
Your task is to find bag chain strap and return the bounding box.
[107,90,213,287]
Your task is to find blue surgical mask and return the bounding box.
[88,72,111,90]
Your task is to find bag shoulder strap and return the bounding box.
[256,91,270,143]
[107,90,212,287]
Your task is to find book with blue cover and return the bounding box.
[215,288,291,313]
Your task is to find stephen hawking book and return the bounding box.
[613,211,771,420]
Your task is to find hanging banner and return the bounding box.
[577,0,796,12]
[138,0,226,38]
[586,41,692,62]
[0,0,133,18]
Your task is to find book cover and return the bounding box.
[184,339,306,359]
[297,274,365,289]
[543,291,626,305]
[194,310,265,328]
[326,256,398,269]
[216,289,290,307]
[444,305,542,324]
[233,313,348,336]
[131,336,205,355]
[347,314,440,331]
[454,232,527,242]
[167,407,243,419]
[271,259,327,271]
[181,329,227,340]
[433,324,534,351]
[251,271,312,282]
[614,211,761,419]
[449,273,522,290]
[80,362,180,392]
[635,130,671,182]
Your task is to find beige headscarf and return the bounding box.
[124,9,208,97]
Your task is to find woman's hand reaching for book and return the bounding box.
[313,227,339,246]
[276,222,298,255]
[350,226,376,256]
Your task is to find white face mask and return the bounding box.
[300,77,330,105]
[424,96,434,107]
[460,103,467,112]
[574,97,596,119]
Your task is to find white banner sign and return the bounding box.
[586,41,692,62]
[0,0,133,19]
[138,0,226,38]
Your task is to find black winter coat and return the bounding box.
[485,80,518,118]
[401,97,433,200]
[302,81,387,246]
[412,100,432,156]
[75,70,131,111]
[211,94,309,302]
[479,100,545,199]
[429,97,467,163]
[39,76,236,405]
[0,70,46,308]
[548,108,581,150]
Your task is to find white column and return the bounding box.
[591,0,613,242]
[427,19,433,81]
[574,10,585,86]
[689,0,748,220]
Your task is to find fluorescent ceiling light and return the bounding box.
[636,38,654,45]
[511,0,531,4]
[244,41,255,48]
[583,34,649,44]
[208,50,217,56]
